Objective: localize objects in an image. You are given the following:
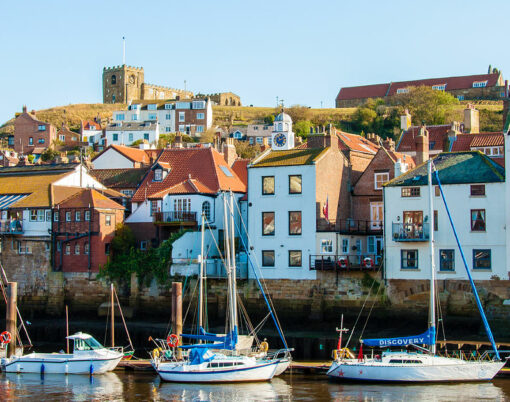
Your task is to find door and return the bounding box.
[370,202,383,230]
[403,211,423,238]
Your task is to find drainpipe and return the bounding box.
[88,205,92,277]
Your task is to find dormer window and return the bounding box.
[148,104,157,110]
[432,84,446,91]
[473,81,488,88]
[154,169,163,181]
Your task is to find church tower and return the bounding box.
[271,110,295,150]
[102,65,144,104]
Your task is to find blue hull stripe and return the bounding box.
[158,361,278,375]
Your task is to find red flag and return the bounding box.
[323,195,329,222]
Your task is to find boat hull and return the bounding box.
[3,354,122,374]
[156,361,279,383]
[327,360,506,382]
[273,358,291,376]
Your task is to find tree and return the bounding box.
[234,140,261,159]
[263,115,275,124]
[27,154,35,163]
[111,224,136,257]
[285,105,312,123]
[157,133,175,148]
[41,148,60,162]
[294,120,313,138]
[394,86,459,126]
[199,127,216,143]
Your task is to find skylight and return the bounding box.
[220,166,233,177]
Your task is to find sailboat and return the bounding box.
[152,192,282,383]
[327,159,506,382]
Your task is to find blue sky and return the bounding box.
[1,0,508,123]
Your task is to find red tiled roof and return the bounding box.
[336,73,501,101]
[92,145,161,165]
[57,188,124,210]
[337,131,379,154]
[397,125,451,153]
[231,159,249,187]
[83,120,102,130]
[450,133,503,151]
[132,148,246,202]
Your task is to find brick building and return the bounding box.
[11,106,57,154]
[336,72,507,108]
[53,189,124,273]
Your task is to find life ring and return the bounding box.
[259,341,269,353]
[363,257,373,268]
[0,331,12,344]
[166,334,179,348]
[337,258,348,269]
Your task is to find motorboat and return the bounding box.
[2,332,122,374]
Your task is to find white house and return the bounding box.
[81,120,103,147]
[383,151,506,281]
[92,144,159,170]
[105,121,159,147]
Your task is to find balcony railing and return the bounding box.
[153,211,197,224]
[0,219,23,234]
[310,254,379,271]
[317,219,384,234]
[392,222,430,242]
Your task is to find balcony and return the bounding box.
[317,219,383,235]
[310,254,379,271]
[0,219,23,234]
[153,211,197,226]
[392,222,430,242]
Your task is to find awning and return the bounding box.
[0,194,29,210]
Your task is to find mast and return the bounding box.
[229,191,238,329]
[223,194,235,335]
[428,159,436,355]
[111,283,115,348]
[198,212,205,331]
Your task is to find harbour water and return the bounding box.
[1,372,509,401]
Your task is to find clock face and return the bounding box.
[274,133,287,147]
[129,75,135,84]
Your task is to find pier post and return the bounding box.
[172,282,182,359]
[6,282,17,358]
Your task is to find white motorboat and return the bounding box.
[2,332,123,374]
[328,160,506,382]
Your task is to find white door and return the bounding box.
[370,202,383,229]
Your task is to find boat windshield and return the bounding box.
[74,337,104,351]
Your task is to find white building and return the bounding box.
[81,120,103,147]
[105,121,159,147]
[246,124,273,145]
[383,151,506,281]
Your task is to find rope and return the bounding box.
[113,287,134,351]
[357,273,385,343]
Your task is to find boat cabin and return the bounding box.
[67,333,106,353]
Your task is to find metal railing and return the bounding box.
[392,222,430,242]
[310,254,380,271]
[317,219,383,234]
[153,211,197,224]
[0,219,23,234]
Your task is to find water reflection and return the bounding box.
[0,372,509,401]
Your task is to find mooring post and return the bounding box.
[6,282,17,358]
[172,282,182,359]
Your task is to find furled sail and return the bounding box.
[362,327,435,347]
[179,326,238,350]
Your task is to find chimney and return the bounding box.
[324,125,338,151]
[383,138,395,151]
[22,105,27,113]
[447,121,461,147]
[415,125,429,166]
[401,109,411,131]
[505,80,509,98]
[394,158,408,177]
[307,134,326,148]
[262,137,269,147]
[223,138,237,167]
[174,135,183,148]
[463,104,479,134]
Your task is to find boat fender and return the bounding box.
[259,341,269,353]
[333,349,338,360]
[167,334,179,348]
[153,348,160,358]
[0,331,12,344]
[40,364,45,375]
[89,364,94,375]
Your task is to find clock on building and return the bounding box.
[274,133,287,147]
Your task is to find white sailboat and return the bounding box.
[2,332,123,374]
[153,192,282,383]
[328,159,506,382]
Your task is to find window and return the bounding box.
[38,124,46,131]
[38,138,45,144]
[105,215,112,226]
[367,236,376,254]
[111,74,116,84]
[262,176,275,195]
[65,244,71,255]
[472,81,488,88]
[342,239,349,254]
[54,212,59,222]
[179,112,185,122]
[148,113,157,120]
[262,212,275,236]
[457,95,465,101]
[396,88,409,94]
[471,209,486,231]
[140,240,148,250]
[75,211,81,222]
[154,169,163,181]
[402,187,420,197]
[85,210,91,221]
[176,102,191,109]
[166,127,171,132]
[121,190,134,197]
[151,200,158,216]
[128,133,133,142]
[233,131,243,139]
[131,115,138,121]
[45,210,51,221]
[439,249,454,271]
[193,101,206,109]
[374,172,390,190]
[401,250,418,269]
[178,125,185,132]
[435,186,440,197]
[29,137,33,145]
[196,125,204,133]
[66,212,71,222]
[432,84,446,91]
[289,211,302,235]
[30,209,45,222]
[202,201,211,221]
[165,104,172,110]
[59,135,66,142]
[74,243,80,255]
[165,114,171,120]
[197,113,205,120]
[144,133,149,140]
[473,249,491,269]
[115,114,125,121]
[256,137,263,144]
[147,104,157,110]
[112,133,119,141]
[262,250,275,267]
[8,136,14,146]
[321,239,333,253]
[105,244,110,255]
[84,242,89,255]
[30,210,37,221]
[249,137,254,145]
[112,95,116,102]
[289,250,302,267]
[289,175,302,194]
[470,185,485,196]
[18,241,32,255]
